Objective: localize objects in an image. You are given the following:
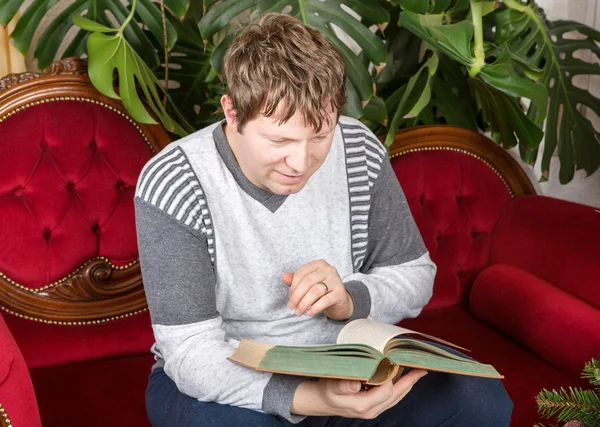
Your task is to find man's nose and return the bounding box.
[285,142,310,173]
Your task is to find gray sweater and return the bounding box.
[134,116,436,423]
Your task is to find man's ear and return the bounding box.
[220,95,238,132]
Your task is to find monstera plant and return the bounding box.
[1,0,600,183]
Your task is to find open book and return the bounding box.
[228,319,502,385]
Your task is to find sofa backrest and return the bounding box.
[388,126,535,309]
[0,58,171,369]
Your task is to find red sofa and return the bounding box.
[0,60,598,426]
[392,127,600,426]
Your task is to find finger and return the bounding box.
[289,259,328,294]
[305,289,341,316]
[291,263,337,299]
[392,369,427,397]
[353,380,396,408]
[296,284,333,316]
[282,272,293,286]
[367,371,426,417]
[331,379,362,395]
[288,270,329,310]
[392,367,404,383]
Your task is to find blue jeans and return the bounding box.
[146,349,513,427]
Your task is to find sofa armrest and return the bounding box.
[490,195,600,308]
[0,312,41,427]
[471,264,600,378]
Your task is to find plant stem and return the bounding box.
[160,0,169,106]
[119,0,137,34]
[469,0,485,77]
[298,0,307,24]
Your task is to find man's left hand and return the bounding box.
[283,260,354,321]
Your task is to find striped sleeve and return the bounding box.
[135,147,215,263]
[339,118,436,324]
[339,120,387,271]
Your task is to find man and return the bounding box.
[135,12,512,426]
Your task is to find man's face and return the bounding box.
[224,99,337,195]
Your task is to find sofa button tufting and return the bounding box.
[89,141,97,151]
[40,141,48,150]
[66,182,75,191]
[116,181,125,191]
[92,224,100,234]
[42,229,51,240]
[14,187,24,197]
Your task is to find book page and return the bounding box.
[337,319,414,352]
[337,319,468,352]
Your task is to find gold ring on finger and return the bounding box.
[320,282,329,293]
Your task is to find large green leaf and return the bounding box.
[384,52,438,147]
[398,9,547,160]
[6,0,186,70]
[74,15,193,136]
[199,0,390,117]
[8,0,60,56]
[428,54,478,130]
[136,0,178,50]
[496,4,600,183]
[0,0,24,27]
[151,9,223,130]
[375,5,422,93]
[470,78,543,164]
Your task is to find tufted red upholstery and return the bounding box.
[0,101,153,289]
[391,150,511,309]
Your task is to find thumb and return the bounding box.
[334,380,362,395]
[282,272,293,286]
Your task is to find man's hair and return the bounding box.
[223,13,347,133]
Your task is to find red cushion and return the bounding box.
[399,304,585,427]
[0,101,153,289]
[491,195,600,308]
[471,264,600,377]
[30,354,154,427]
[0,313,42,427]
[5,311,154,369]
[392,150,511,309]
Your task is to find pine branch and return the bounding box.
[583,359,600,388]
[536,387,600,423]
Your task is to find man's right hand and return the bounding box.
[290,369,428,419]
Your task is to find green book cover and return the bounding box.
[228,319,502,385]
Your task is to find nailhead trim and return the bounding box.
[0,304,148,326]
[0,404,13,427]
[390,146,514,198]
